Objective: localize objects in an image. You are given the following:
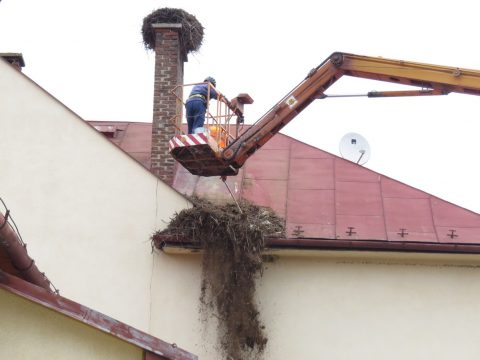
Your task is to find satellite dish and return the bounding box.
[339,132,371,165]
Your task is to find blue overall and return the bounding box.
[185,83,218,134]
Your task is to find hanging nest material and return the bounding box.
[141,8,204,56]
[152,197,284,360]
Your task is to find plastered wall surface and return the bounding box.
[151,250,480,359]
[0,59,190,331]
[0,288,142,360]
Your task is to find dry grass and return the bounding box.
[153,197,284,360]
[142,8,204,57]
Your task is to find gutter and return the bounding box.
[153,234,480,255]
[0,211,52,291]
[265,237,480,254]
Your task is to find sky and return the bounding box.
[1,0,480,213]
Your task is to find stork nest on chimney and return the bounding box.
[152,197,284,360]
[141,8,204,56]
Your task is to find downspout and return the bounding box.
[0,211,52,291]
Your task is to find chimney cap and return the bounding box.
[0,53,25,68]
[151,23,183,30]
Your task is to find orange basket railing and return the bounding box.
[169,82,245,152]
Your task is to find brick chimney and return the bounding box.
[150,24,185,185]
[0,53,25,72]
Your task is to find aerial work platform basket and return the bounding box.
[169,132,238,176]
[168,82,253,177]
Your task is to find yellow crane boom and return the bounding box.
[170,52,480,176]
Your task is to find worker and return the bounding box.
[185,77,218,134]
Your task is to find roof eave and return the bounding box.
[153,234,480,255]
[0,270,198,360]
[0,211,52,290]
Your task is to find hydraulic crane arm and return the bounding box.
[222,52,480,169]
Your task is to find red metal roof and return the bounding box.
[89,121,480,246]
[90,121,152,169]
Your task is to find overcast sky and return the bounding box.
[1,0,480,213]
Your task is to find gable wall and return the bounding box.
[0,59,190,331]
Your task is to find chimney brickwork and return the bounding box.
[151,24,184,185]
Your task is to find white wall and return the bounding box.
[0,59,190,331]
[0,289,143,360]
[151,249,480,359]
[259,251,480,359]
